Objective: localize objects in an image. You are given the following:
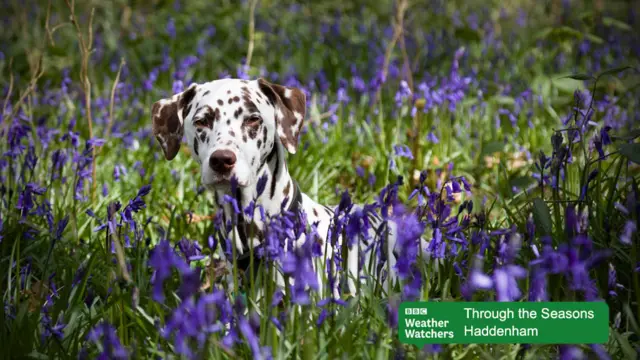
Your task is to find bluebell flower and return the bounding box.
[559,345,583,360]
[392,203,425,279]
[16,183,46,221]
[40,282,66,344]
[589,344,611,360]
[223,194,241,215]
[54,216,69,240]
[393,144,414,159]
[166,17,176,38]
[256,173,268,197]
[86,322,128,359]
[394,80,412,107]
[494,265,527,301]
[161,289,230,357]
[148,240,191,303]
[620,220,636,245]
[172,80,184,94]
[578,169,599,201]
[176,237,205,262]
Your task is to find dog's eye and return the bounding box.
[193,119,207,128]
[244,115,262,127]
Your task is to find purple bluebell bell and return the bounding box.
[176,237,205,262]
[391,203,425,280]
[16,183,46,221]
[393,144,414,159]
[620,220,636,245]
[86,322,128,359]
[394,80,412,107]
[166,17,176,38]
[161,289,231,357]
[148,240,191,303]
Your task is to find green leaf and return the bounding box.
[492,95,515,105]
[454,27,482,42]
[602,17,632,31]
[538,26,583,43]
[510,176,535,189]
[48,45,68,57]
[583,33,604,44]
[552,75,587,93]
[597,66,633,79]
[618,143,640,164]
[532,198,552,236]
[545,105,562,123]
[558,74,594,81]
[611,330,636,359]
[481,141,505,156]
[611,128,640,141]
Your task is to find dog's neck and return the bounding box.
[216,142,295,227]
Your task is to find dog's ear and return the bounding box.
[151,84,198,160]
[257,78,306,154]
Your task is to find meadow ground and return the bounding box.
[1,0,640,359]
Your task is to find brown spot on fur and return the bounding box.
[152,102,166,127]
[193,137,199,156]
[313,208,318,216]
[161,103,180,134]
[257,139,262,148]
[217,99,223,106]
[203,90,210,96]
[201,106,219,128]
[152,100,183,160]
[324,206,333,216]
[229,130,235,137]
[241,88,259,114]
[283,181,291,197]
[243,135,247,142]
[184,104,193,118]
[248,124,260,140]
[257,79,306,152]
[233,96,240,103]
[180,85,197,119]
[244,99,258,114]
[234,107,243,119]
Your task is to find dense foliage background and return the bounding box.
[1,0,639,358]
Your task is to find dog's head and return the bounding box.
[151,78,306,189]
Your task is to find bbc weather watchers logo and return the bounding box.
[405,307,428,315]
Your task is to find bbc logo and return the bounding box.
[405,308,428,315]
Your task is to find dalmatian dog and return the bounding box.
[151,78,398,298]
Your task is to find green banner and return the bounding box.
[399,302,609,345]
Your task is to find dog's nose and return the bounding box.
[209,150,237,173]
